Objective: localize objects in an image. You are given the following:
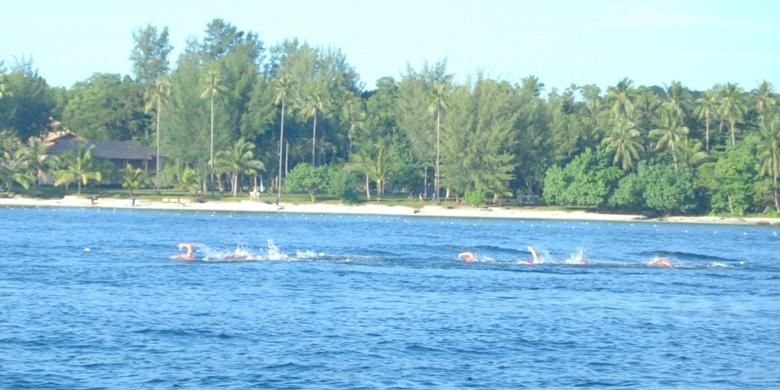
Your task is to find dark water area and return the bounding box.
[1,207,779,388]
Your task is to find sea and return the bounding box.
[1,206,779,388]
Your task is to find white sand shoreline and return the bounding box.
[1,195,779,226]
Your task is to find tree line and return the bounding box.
[0,18,778,215]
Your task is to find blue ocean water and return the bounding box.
[1,206,779,388]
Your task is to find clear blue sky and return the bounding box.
[2,0,778,92]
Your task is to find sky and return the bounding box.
[2,0,779,92]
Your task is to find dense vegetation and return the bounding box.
[1,19,779,215]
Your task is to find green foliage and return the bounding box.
[464,188,486,206]
[130,25,173,87]
[0,59,56,140]
[697,142,762,215]
[542,149,622,207]
[54,146,102,194]
[63,73,145,140]
[608,174,642,209]
[122,164,149,196]
[325,165,359,204]
[214,138,264,196]
[178,167,200,195]
[4,19,780,216]
[639,163,697,214]
[285,162,326,201]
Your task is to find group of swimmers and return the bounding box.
[175,243,674,268]
[458,246,674,268]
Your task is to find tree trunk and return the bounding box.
[435,109,441,204]
[210,94,215,186]
[365,174,371,200]
[423,166,428,199]
[727,193,734,215]
[312,109,317,166]
[276,103,285,205]
[774,175,779,212]
[156,107,161,191]
[232,173,239,197]
[730,120,736,146]
[705,115,710,152]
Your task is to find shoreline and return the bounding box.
[1,195,779,226]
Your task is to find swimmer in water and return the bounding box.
[175,243,195,261]
[226,246,251,260]
[458,251,477,262]
[649,257,673,268]
[525,246,541,264]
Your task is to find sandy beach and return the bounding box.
[1,195,778,226]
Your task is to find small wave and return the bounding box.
[635,250,732,262]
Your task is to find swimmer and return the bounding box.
[649,257,673,268]
[175,243,195,261]
[458,251,477,262]
[226,246,251,260]
[525,246,541,264]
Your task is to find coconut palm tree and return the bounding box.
[298,85,328,166]
[719,83,746,146]
[428,82,449,204]
[757,113,780,212]
[662,81,689,123]
[676,139,708,170]
[215,138,265,197]
[753,81,776,129]
[694,90,718,151]
[122,164,149,197]
[650,114,690,169]
[607,78,636,120]
[341,95,365,154]
[23,137,48,188]
[144,76,171,190]
[273,73,294,204]
[201,69,226,185]
[602,119,643,171]
[54,146,102,195]
[0,149,34,192]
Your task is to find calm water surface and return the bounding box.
[1,207,779,388]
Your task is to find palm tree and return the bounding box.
[145,77,171,190]
[606,78,636,120]
[602,119,644,171]
[757,113,780,212]
[178,167,200,195]
[122,164,148,197]
[753,81,776,129]
[298,86,328,166]
[650,114,690,169]
[719,82,746,146]
[428,82,449,204]
[0,149,34,192]
[662,81,689,123]
[676,139,708,170]
[694,90,718,151]
[23,137,48,188]
[580,84,603,146]
[201,69,226,185]
[273,73,293,204]
[54,146,102,195]
[341,95,365,154]
[215,138,265,197]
